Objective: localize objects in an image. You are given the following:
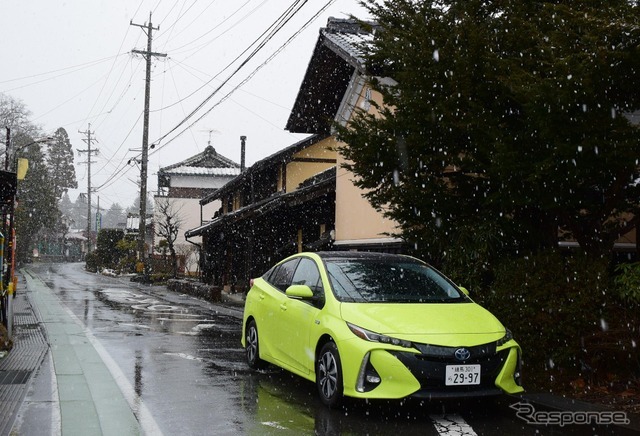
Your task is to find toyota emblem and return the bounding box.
[454,348,471,361]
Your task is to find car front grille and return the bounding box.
[389,344,509,391]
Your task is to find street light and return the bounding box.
[3,128,53,172]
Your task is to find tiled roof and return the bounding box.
[285,17,377,134]
[165,166,241,177]
[158,145,241,188]
[199,134,328,205]
[159,145,240,175]
[321,18,376,71]
[186,164,336,238]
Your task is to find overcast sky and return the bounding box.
[0,0,367,215]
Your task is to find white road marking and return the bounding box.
[59,300,164,436]
[164,352,207,363]
[430,414,478,436]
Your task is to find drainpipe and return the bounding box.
[240,136,246,173]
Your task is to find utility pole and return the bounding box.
[131,13,166,267]
[4,127,10,170]
[78,124,98,252]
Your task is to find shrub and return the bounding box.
[0,324,13,351]
[483,251,614,388]
[613,262,640,303]
[95,229,126,269]
[85,252,99,273]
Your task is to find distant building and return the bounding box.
[155,145,240,274]
[125,213,153,254]
[186,135,336,289]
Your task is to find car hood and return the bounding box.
[340,302,506,346]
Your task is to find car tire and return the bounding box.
[316,341,343,408]
[245,320,265,369]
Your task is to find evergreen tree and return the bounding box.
[337,0,640,271]
[14,141,58,261]
[103,202,125,228]
[127,194,154,217]
[69,193,88,231]
[47,127,77,200]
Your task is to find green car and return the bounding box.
[241,251,523,407]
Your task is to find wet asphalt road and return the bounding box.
[24,262,633,435]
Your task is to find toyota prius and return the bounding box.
[241,251,523,407]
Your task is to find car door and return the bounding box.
[258,258,299,365]
[277,257,324,375]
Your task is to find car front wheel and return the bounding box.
[245,320,265,369]
[316,341,343,407]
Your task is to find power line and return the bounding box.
[149,0,334,155]
[0,54,123,86]
[148,0,311,149]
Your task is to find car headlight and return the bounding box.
[347,323,413,348]
[496,328,514,347]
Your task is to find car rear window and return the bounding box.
[324,258,466,303]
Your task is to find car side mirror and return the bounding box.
[458,286,470,296]
[286,284,314,299]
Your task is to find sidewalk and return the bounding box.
[0,270,146,436]
[0,272,48,436]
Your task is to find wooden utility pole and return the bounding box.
[78,124,98,252]
[131,13,166,267]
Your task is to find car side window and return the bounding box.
[269,259,300,292]
[262,266,277,283]
[291,258,324,299]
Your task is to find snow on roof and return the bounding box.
[321,21,375,71]
[159,145,240,174]
[164,166,241,177]
[158,145,241,187]
[285,17,378,134]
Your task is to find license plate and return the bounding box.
[445,364,481,386]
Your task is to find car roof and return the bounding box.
[310,251,421,263]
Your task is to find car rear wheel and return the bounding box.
[246,320,265,369]
[316,341,343,407]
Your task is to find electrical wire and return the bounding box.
[147,0,310,146]
[0,54,126,94]
[167,0,259,55]
[0,54,122,85]
[82,26,137,126]
[92,111,144,190]
[172,57,291,110]
[166,60,200,149]
[149,0,296,113]
[148,0,334,156]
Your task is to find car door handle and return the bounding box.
[280,303,287,311]
[259,293,265,300]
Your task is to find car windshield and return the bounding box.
[325,258,466,303]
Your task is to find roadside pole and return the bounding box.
[0,231,8,340]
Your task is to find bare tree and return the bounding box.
[154,198,183,277]
[176,244,199,277]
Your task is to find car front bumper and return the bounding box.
[340,340,523,400]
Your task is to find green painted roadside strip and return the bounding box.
[23,270,144,436]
